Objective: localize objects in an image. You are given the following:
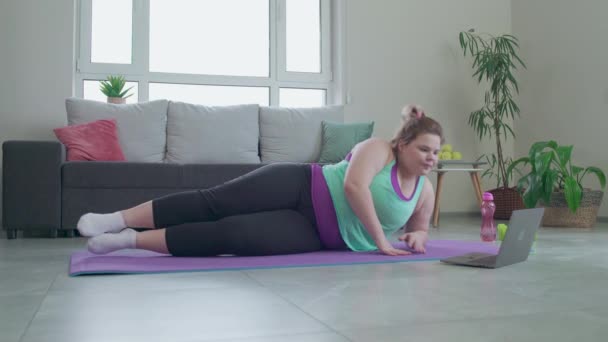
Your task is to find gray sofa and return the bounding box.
[2,99,344,239]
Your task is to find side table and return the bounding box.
[431,160,487,227]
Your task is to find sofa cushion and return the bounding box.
[65,98,168,162]
[318,121,375,163]
[53,119,126,161]
[166,102,260,164]
[260,106,344,163]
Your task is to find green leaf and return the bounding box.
[516,173,530,192]
[582,166,607,189]
[563,177,582,212]
[571,165,584,178]
[505,124,515,138]
[97,75,132,99]
[535,151,553,176]
[555,145,573,170]
[514,54,526,68]
[459,31,526,188]
[528,141,555,161]
[459,32,465,51]
[542,169,558,203]
[506,156,529,184]
[118,86,134,98]
[523,176,542,208]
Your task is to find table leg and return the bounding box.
[469,171,483,206]
[432,171,445,228]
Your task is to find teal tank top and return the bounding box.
[322,159,425,251]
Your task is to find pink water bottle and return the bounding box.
[480,192,496,242]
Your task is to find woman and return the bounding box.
[78,105,444,256]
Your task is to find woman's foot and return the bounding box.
[87,228,137,254]
[77,212,126,237]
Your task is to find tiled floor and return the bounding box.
[2,215,608,342]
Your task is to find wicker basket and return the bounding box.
[489,187,525,220]
[541,190,604,228]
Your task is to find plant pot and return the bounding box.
[541,190,604,228]
[488,187,525,220]
[107,97,126,104]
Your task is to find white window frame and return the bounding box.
[75,0,343,106]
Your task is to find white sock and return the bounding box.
[87,228,137,255]
[77,212,126,237]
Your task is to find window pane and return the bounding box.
[149,0,269,76]
[279,88,325,107]
[91,0,133,64]
[286,0,321,73]
[83,80,139,103]
[149,83,269,106]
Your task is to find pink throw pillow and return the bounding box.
[53,119,126,161]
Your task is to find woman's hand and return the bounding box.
[377,239,412,256]
[398,230,428,253]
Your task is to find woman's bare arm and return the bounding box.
[399,178,435,253]
[344,139,411,255]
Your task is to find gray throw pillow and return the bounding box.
[165,102,260,164]
[318,121,375,163]
[65,98,168,162]
[260,106,344,163]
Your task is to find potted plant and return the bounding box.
[100,75,133,104]
[507,141,606,228]
[459,30,526,219]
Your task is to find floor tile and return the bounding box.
[201,332,351,342]
[339,310,607,342]
[0,294,45,342]
[50,270,260,295]
[21,287,329,342]
[1,216,606,341]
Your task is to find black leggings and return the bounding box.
[152,163,322,256]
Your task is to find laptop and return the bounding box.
[440,208,544,269]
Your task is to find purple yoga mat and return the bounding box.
[69,240,499,276]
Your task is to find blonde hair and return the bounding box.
[390,105,445,155]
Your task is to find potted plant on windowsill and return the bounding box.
[458,30,527,219]
[100,75,133,104]
[507,141,606,228]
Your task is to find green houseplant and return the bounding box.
[459,30,526,218]
[100,75,133,104]
[507,141,606,227]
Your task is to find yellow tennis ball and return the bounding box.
[441,151,453,160]
[441,144,453,152]
[452,151,462,160]
[497,223,508,241]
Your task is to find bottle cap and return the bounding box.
[482,192,494,201]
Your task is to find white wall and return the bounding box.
[512,0,608,217]
[0,0,76,225]
[0,0,17,227]
[0,1,17,116]
[0,0,75,137]
[10,1,605,223]
[344,0,512,213]
[0,0,512,227]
